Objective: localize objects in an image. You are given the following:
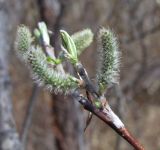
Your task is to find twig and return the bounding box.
[74,94,145,150]
[42,35,145,150]
[75,63,99,97]
[46,43,145,150]
[20,84,40,148]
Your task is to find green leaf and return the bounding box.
[94,101,102,109]
[60,30,78,64]
[47,56,62,65]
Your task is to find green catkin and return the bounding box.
[71,29,93,56]
[15,25,33,60]
[27,46,79,94]
[97,28,120,89]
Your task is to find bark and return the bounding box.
[52,95,87,150]
[0,1,22,150]
[0,57,22,150]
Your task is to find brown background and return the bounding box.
[0,0,160,150]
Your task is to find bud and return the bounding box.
[60,30,78,64]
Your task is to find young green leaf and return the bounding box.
[60,30,78,64]
[47,56,62,65]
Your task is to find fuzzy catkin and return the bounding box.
[15,25,33,60]
[97,28,120,87]
[15,25,79,94]
[71,29,93,56]
[27,46,79,94]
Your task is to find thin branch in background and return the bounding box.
[37,0,47,23]
[122,12,148,94]
[124,34,148,95]
[132,41,147,90]
[106,0,119,22]
[52,0,66,50]
[127,23,160,43]
[20,84,40,148]
[127,12,148,91]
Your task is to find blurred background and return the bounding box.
[0,0,160,150]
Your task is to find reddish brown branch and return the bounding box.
[77,95,145,150]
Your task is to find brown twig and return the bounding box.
[75,63,99,98]
[62,44,145,149]
[75,94,145,150]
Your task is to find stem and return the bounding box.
[75,62,99,97]
[76,95,145,150]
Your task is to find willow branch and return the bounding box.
[42,35,145,150]
[73,94,145,150]
[18,25,145,150]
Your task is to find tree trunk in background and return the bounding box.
[0,55,22,150]
[52,95,87,150]
[0,0,23,149]
[36,0,89,150]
